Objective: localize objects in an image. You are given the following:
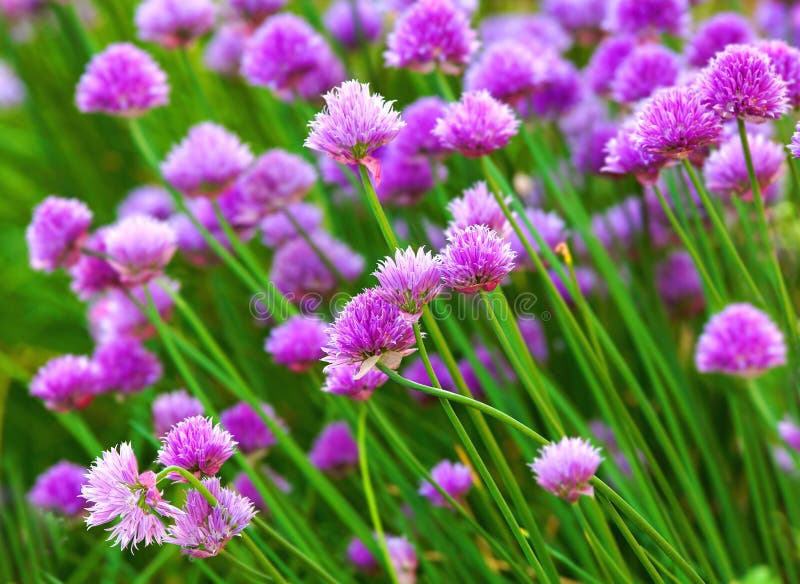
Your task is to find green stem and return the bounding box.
[180,47,215,121]
[253,517,340,584]
[156,466,217,506]
[358,164,398,248]
[243,533,288,584]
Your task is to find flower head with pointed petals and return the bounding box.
[433,91,519,157]
[373,247,443,322]
[26,196,92,273]
[439,225,516,294]
[419,460,473,507]
[530,437,602,502]
[705,132,785,202]
[30,355,100,412]
[104,215,176,285]
[321,364,388,401]
[157,416,236,478]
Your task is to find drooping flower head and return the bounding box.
[433,91,520,157]
[305,80,405,184]
[604,0,688,38]
[237,149,317,216]
[94,337,163,394]
[203,22,248,76]
[26,196,92,273]
[167,477,256,558]
[220,401,287,453]
[229,0,286,25]
[656,251,705,317]
[439,225,516,294]
[28,461,87,516]
[611,44,680,104]
[324,0,383,48]
[603,120,667,185]
[530,437,603,502]
[687,13,756,68]
[152,389,205,437]
[585,35,636,95]
[157,416,237,478]
[76,43,169,117]
[695,303,787,377]
[162,122,254,197]
[104,215,177,285]
[393,97,451,158]
[308,421,359,474]
[321,364,388,401]
[758,39,800,108]
[134,0,216,49]
[373,247,443,323]
[705,132,785,203]
[82,443,181,550]
[698,44,790,122]
[419,460,473,507]
[30,355,100,412]
[446,182,510,239]
[384,0,478,75]
[118,185,174,221]
[264,315,328,372]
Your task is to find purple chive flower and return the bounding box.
[446,182,510,239]
[82,443,180,550]
[94,337,163,394]
[376,147,440,206]
[758,40,800,108]
[104,215,176,285]
[687,13,756,68]
[705,132,785,202]
[394,97,451,158]
[373,247,443,323]
[698,44,790,122]
[531,437,603,503]
[348,534,418,581]
[480,14,571,54]
[529,53,582,120]
[603,120,667,185]
[237,149,317,216]
[419,460,473,507]
[322,364,388,401]
[543,0,608,41]
[153,389,205,437]
[433,91,520,157]
[167,477,256,558]
[162,123,254,198]
[778,417,800,452]
[229,0,286,25]
[264,315,328,372]
[203,22,248,76]
[656,251,705,316]
[611,44,680,104]
[135,0,216,49]
[634,86,722,159]
[233,466,291,512]
[305,80,405,184]
[518,318,549,363]
[585,35,636,95]
[308,421,359,474]
[570,121,619,176]
[584,196,643,258]
[324,0,383,48]
[439,225,516,294]
[76,43,169,117]
[0,60,25,108]
[509,208,567,269]
[604,0,688,38]
[696,303,787,377]
[28,461,87,516]
[348,536,379,572]
[88,278,178,343]
[157,416,236,477]
[459,344,515,397]
[384,0,478,75]
[118,185,174,221]
[403,354,455,403]
[30,355,99,412]
[220,401,286,453]
[260,203,323,248]
[464,40,537,112]
[323,288,417,376]
[26,196,92,273]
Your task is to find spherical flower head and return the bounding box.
[167,477,256,558]
[89,278,178,343]
[571,122,619,176]
[509,208,567,269]
[778,417,800,452]
[238,149,317,216]
[230,0,286,25]
[82,443,181,550]
[695,303,787,377]
[0,60,25,108]
[419,460,473,507]
[376,147,440,206]
[518,318,549,363]
[393,97,451,157]
[603,120,666,184]
[604,0,688,38]
[324,0,383,48]
[611,44,680,104]
[373,247,443,323]
[464,40,536,112]
[543,0,608,37]
[94,337,163,395]
[28,461,87,516]
[698,44,790,122]
[153,389,205,437]
[585,196,643,257]
[26,196,92,273]
[687,13,756,68]
[585,35,636,95]
[162,122,254,197]
[439,225,516,294]
[308,421,359,474]
[157,416,237,478]
[403,354,456,403]
[634,86,722,159]
[705,132,785,202]
[220,401,286,453]
[260,203,323,248]
[104,215,176,285]
[305,80,405,184]
[203,22,248,76]
[480,14,571,54]
[433,91,520,157]
[656,251,705,316]
[76,43,169,117]
[348,537,378,572]
[530,437,602,503]
[446,182,510,239]
[322,364,388,401]
[264,315,328,372]
[529,54,582,120]
[30,355,100,412]
[384,0,478,75]
[135,0,216,49]
[758,40,800,108]
[118,185,174,221]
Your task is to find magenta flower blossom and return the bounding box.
[789,122,800,158]
[394,97,451,158]
[446,182,510,239]
[419,460,473,507]
[305,81,405,184]
[373,247,443,323]
[634,86,722,159]
[238,149,317,216]
[698,44,790,122]
[118,185,174,221]
[571,121,619,176]
[220,401,286,453]
[157,416,236,478]
[153,389,205,437]
[586,35,636,95]
[203,22,248,76]
[705,132,785,202]
[531,437,602,503]
[465,40,537,114]
[308,421,359,474]
[403,354,456,403]
[384,0,478,75]
[687,13,755,68]
[104,215,176,285]
[696,303,787,377]
[603,120,666,185]
[260,203,323,248]
[167,477,256,558]
[480,14,571,53]
[28,461,87,516]
[611,44,680,104]
[758,40,800,108]
[528,53,582,120]
[604,0,688,38]
[433,91,519,158]
[233,466,291,512]
[134,0,216,49]
[0,60,25,108]
[348,536,379,572]
[82,443,181,550]
[264,315,328,372]
[30,355,100,412]
[89,278,178,343]
[779,417,800,452]
[656,251,705,316]
[324,0,383,48]
[321,364,388,401]
[348,534,418,581]
[518,318,549,363]
[230,0,286,25]
[376,147,440,206]
[76,43,169,117]
[26,196,92,273]
[543,0,607,39]
[94,337,163,395]
[583,196,643,258]
[440,225,516,294]
[509,208,567,269]
[162,123,254,198]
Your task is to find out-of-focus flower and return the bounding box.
[373,247,442,323]
[104,215,176,285]
[509,208,567,269]
[204,22,249,76]
[0,60,25,107]
[403,354,456,403]
[543,0,608,42]
[232,467,291,512]
[348,534,418,583]
[518,318,549,363]
[88,278,178,343]
[585,35,636,96]
[26,196,92,273]
[705,133,785,203]
[152,389,205,437]
[94,337,162,394]
[433,91,519,157]
[260,203,323,248]
[480,14,571,53]
[321,364,388,401]
[465,40,537,113]
[237,149,317,216]
[394,97,450,158]
[264,315,328,372]
[157,416,237,478]
[656,251,705,317]
[603,120,666,185]
[220,401,287,453]
[687,13,756,68]
[419,460,473,507]
[324,0,383,48]
[135,0,216,49]
[308,421,359,474]
[604,0,688,38]
[30,355,100,412]
[530,437,603,502]
[528,53,582,119]
[118,185,174,221]
[446,182,510,239]
[229,0,286,26]
[778,417,800,452]
[376,147,440,206]
[28,461,87,516]
[439,225,516,294]
[758,40,800,108]
[611,44,680,104]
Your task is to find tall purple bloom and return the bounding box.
[28,461,87,516]
[376,147,440,206]
[264,315,328,372]
[0,60,25,108]
[604,0,688,38]
[585,35,636,95]
[104,215,176,285]
[758,39,800,108]
[611,44,680,104]
[433,91,520,157]
[419,460,473,507]
[26,196,92,273]
[30,355,100,412]
[373,247,443,323]
[656,251,705,316]
[220,401,287,454]
[603,120,666,185]
[480,14,571,53]
[530,437,603,503]
[446,181,510,239]
[152,389,205,437]
[135,0,216,49]
[695,303,787,377]
[687,13,756,68]
[237,149,317,216]
[439,225,516,294]
[321,364,388,401]
[394,97,450,158]
[76,43,169,117]
[529,53,582,119]
[157,416,236,478]
[308,421,359,475]
[705,132,785,202]
[94,337,163,394]
[464,40,536,112]
[118,185,174,221]
[324,0,383,48]
[543,0,608,42]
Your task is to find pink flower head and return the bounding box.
[26,196,92,273]
[439,225,516,294]
[152,389,205,437]
[433,90,520,157]
[373,247,443,323]
[778,417,800,452]
[509,208,567,269]
[394,97,451,158]
[104,215,176,285]
[118,185,174,221]
[135,0,216,49]
[611,44,680,104]
[604,0,688,38]
[0,60,25,107]
[94,337,163,394]
[324,0,383,48]
[321,364,388,401]
[30,355,100,412]
[705,132,785,203]
[687,13,756,68]
[220,401,287,453]
[603,120,666,185]
[237,149,317,216]
[88,278,178,343]
[758,39,800,108]
[586,35,636,95]
[264,315,328,372]
[28,461,87,516]
[419,460,473,507]
[530,437,603,503]
[308,420,359,474]
[446,181,511,239]
[157,416,237,478]
[203,22,248,76]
